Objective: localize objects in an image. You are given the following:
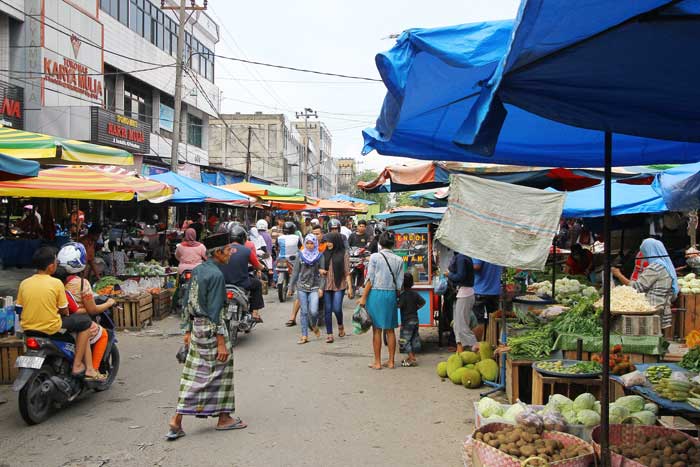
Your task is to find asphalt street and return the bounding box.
[0,292,481,467]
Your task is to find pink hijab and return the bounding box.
[181,228,200,247]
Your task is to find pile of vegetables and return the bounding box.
[93,276,123,296]
[435,342,498,388]
[473,424,592,464]
[645,365,672,383]
[535,360,601,375]
[610,431,700,467]
[594,285,654,312]
[678,272,700,294]
[592,344,636,375]
[528,277,598,304]
[124,261,167,277]
[507,327,554,360]
[680,344,700,372]
[653,377,693,402]
[550,298,602,336]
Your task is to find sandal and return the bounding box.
[165,426,186,441]
[312,326,321,337]
[338,326,345,338]
[326,335,334,343]
[401,359,418,367]
[297,336,309,344]
[85,372,108,382]
[215,417,247,431]
[285,320,297,327]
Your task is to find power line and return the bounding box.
[0,64,176,77]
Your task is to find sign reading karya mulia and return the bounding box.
[43,56,103,101]
[90,107,151,154]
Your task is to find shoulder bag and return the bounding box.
[380,252,401,306]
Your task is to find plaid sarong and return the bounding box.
[176,317,235,416]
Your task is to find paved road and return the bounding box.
[0,293,480,467]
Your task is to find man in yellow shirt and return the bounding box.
[16,247,93,378]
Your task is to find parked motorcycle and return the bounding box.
[224,284,255,347]
[13,302,120,425]
[349,247,370,295]
[275,257,293,302]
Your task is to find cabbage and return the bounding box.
[576,409,601,427]
[478,398,504,418]
[573,393,596,413]
[503,402,527,422]
[643,402,658,415]
[546,394,573,413]
[593,401,601,414]
[682,287,692,294]
[630,410,656,426]
[685,273,696,280]
[692,288,700,294]
[614,395,645,413]
[609,404,630,424]
[561,409,579,425]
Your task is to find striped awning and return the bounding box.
[0,165,172,201]
[0,126,134,166]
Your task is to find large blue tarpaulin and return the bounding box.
[558,183,666,218]
[652,161,700,211]
[150,171,248,204]
[363,12,700,167]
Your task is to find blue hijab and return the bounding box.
[639,238,678,296]
[300,233,322,265]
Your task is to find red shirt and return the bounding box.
[566,250,593,275]
[631,251,649,281]
[245,240,261,269]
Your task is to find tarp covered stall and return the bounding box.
[328,193,377,205]
[221,181,302,198]
[0,153,39,181]
[0,127,134,166]
[149,171,250,204]
[558,182,667,218]
[652,162,700,212]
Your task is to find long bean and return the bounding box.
[508,327,554,360]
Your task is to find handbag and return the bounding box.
[380,252,401,305]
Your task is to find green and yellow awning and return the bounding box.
[0,126,134,166]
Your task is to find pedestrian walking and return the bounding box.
[446,252,478,353]
[322,232,354,343]
[399,273,425,367]
[359,231,404,370]
[166,233,246,441]
[288,234,326,344]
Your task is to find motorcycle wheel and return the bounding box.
[228,321,239,348]
[94,345,120,392]
[18,365,55,425]
[277,278,287,302]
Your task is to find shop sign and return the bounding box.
[0,82,24,129]
[43,57,103,101]
[91,107,151,154]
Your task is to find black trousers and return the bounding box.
[248,277,265,310]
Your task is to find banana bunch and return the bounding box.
[645,365,672,384]
[653,378,693,402]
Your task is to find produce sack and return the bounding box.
[471,423,594,467]
[352,305,372,334]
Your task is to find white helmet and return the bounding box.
[256,219,268,231]
[57,242,87,274]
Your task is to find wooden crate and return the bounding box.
[678,293,700,336]
[531,368,602,405]
[612,315,662,336]
[151,290,173,321]
[114,294,153,330]
[0,336,25,384]
[505,356,535,404]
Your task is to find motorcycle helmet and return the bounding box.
[57,242,87,274]
[374,221,386,236]
[256,219,268,231]
[229,224,248,245]
[283,221,296,235]
[328,218,341,231]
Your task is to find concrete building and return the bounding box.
[336,157,357,195]
[208,112,303,185]
[0,0,220,178]
[293,120,336,198]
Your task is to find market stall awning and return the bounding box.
[149,171,250,204]
[313,199,368,213]
[220,181,303,198]
[328,193,377,205]
[0,126,134,166]
[375,207,446,223]
[0,165,172,201]
[0,152,39,181]
[556,182,667,218]
[651,162,700,212]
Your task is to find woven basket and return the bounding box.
[591,424,700,467]
[471,423,595,467]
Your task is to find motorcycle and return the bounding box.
[275,257,293,302]
[224,284,255,347]
[13,301,120,425]
[349,247,370,295]
[176,269,194,314]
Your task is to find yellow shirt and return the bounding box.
[17,274,68,335]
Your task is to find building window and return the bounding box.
[124,79,152,123]
[188,114,202,148]
[159,93,174,133]
[101,0,129,25]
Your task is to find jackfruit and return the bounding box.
[436,361,448,378]
[475,359,499,382]
[446,354,463,378]
[478,341,493,361]
[450,366,468,385]
[460,351,480,365]
[461,368,482,389]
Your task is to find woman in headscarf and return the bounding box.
[287,234,326,344]
[322,232,353,343]
[175,228,207,275]
[612,238,678,333]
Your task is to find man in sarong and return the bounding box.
[166,233,247,440]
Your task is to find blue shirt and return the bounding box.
[473,259,502,296]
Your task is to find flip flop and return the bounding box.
[401,360,418,367]
[85,372,108,382]
[297,337,309,344]
[285,320,297,327]
[165,428,186,441]
[216,418,247,431]
[326,335,334,343]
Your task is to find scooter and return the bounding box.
[349,247,370,295]
[13,302,120,425]
[176,269,194,314]
[275,257,293,302]
[224,284,255,347]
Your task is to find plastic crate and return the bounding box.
[612,314,661,336]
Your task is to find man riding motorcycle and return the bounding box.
[349,219,373,249]
[219,224,265,323]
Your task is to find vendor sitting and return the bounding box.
[612,238,678,333]
[565,243,593,277]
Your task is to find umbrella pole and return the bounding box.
[600,131,613,467]
[551,236,557,298]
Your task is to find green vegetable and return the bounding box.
[609,404,629,424]
[629,410,656,425]
[535,360,601,375]
[546,394,573,414]
[507,327,554,359]
[477,398,504,418]
[576,409,601,427]
[679,345,700,372]
[614,395,645,413]
[93,276,121,290]
[550,298,602,336]
[573,393,596,412]
[645,365,672,383]
[503,403,526,422]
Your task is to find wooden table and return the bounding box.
[505,356,536,403]
[531,369,602,405]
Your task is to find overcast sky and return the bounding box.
[207,0,519,173]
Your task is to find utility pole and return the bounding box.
[295,108,317,197]
[245,126,252,181]
[161,0,208,174]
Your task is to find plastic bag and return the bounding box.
[352,305,372,334]
[515,407,544,433]
[620,370,646,388]
[433,275,448,296]
[542,411,568,432]
[176,344,188,364]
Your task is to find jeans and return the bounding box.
[323,289,345,334]
[298,290,320,337]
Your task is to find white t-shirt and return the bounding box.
[278,234,301,259]
[340,226,352,239]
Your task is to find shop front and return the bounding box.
[0,81,23,130]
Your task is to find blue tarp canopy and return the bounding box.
[458,1,700,153]
[375,207,446,223]
[149,171,249,204]
[329,193,377,205]
[362,16,700,166]
[0,153,39,181]
[557,183,667,218]
[652,161,700,211]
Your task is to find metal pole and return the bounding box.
[170,0,187,174]
[600,131,613,467]
[245,126,252,182]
